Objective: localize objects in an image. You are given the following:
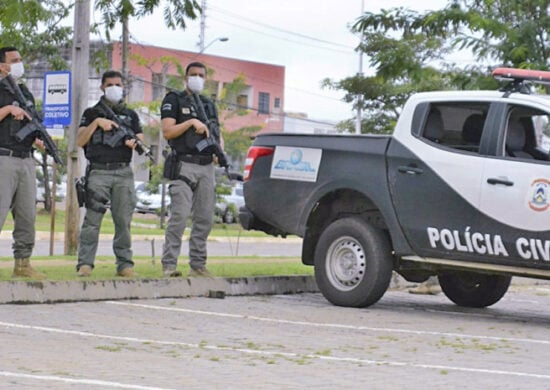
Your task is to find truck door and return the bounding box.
[480,104,550,265]
[388,102,492,260]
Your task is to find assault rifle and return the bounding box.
[191,92,229,168]
[100,101,155,163]
[1,74,63,165]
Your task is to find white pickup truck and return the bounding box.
[240,68,550,308]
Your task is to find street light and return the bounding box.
[199,36,229,54]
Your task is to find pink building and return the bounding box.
[110,41,285,134]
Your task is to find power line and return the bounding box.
[209,5,356,50]
[209,16,355,55]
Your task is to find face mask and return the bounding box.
[104,85,124,103]
[10,62,24,79]
[187,76,204,93]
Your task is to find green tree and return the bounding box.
[0,0,72,68]
[326,0,549,134]
[222,125,259,170]
[94,0,201,39]
[217,74,258,170]
[0,1,72,212]
[407,0,550,70]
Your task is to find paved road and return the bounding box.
[1,282,550,389]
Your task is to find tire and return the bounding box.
[438,271,511,308]
[314,217,393,308]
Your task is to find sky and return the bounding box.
[90,0,451,123]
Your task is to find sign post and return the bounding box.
[43,71,72,256]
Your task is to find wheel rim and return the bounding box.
[325,236,366,291]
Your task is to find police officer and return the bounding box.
[161,61,223,277]
[76,70,143,278]
[0,46,45,279]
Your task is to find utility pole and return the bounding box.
[122,15,130,98]
[65,0,90,255]
[355,0,365,135]
[198,0,207,52]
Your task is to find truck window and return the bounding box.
[504,105,550,161]
[420,103,489,154]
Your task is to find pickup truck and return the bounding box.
[240,68,550,308]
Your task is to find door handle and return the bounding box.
[487,178,514,186]
[398,166,423,175]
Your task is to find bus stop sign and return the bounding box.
[43,71,71,127]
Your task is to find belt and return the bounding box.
[90,162,130,170]
[177,154,213,165]
[0,147,31,159]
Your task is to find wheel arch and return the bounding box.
[301,184,396,266]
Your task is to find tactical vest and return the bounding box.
[168,91,220,155]
[0,83,36,152]
[83,101,135,163]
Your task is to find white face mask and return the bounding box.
[187,75,205,93]
[104,85,124,103]
[10,62,24,79]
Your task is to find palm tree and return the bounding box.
[94,0,201,80]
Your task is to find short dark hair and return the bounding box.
[0,47,18,63]
[101,70,124,84]
[185,62,206,75]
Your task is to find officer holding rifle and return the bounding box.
[160,61,226,278]
[0,46,46,279]
[75,70,144,278]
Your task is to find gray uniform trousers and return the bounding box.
[0,155,36,258]
[77,165,136,272]
[162,161,215,271]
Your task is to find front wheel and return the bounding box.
[438,271,511,308]
[314,217,393,308]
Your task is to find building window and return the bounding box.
[273,97,281,114]
[237,94,249,109]
[258,92,270,114]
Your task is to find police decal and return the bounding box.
[427,227,508,256]
[427,226,550,261]
[528,178,550,212]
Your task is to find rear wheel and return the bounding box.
[438,271,511,308]
[314,217,393,308]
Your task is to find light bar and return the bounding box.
[492,67,550,84]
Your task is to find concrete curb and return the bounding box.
[0,275,320,304]
[0,274,414,304]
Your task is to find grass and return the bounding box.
[0,255,313,281]
[1,207,307,282]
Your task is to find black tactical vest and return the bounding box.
[168,91,220,155]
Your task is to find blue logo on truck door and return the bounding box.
[270,146,322,182]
